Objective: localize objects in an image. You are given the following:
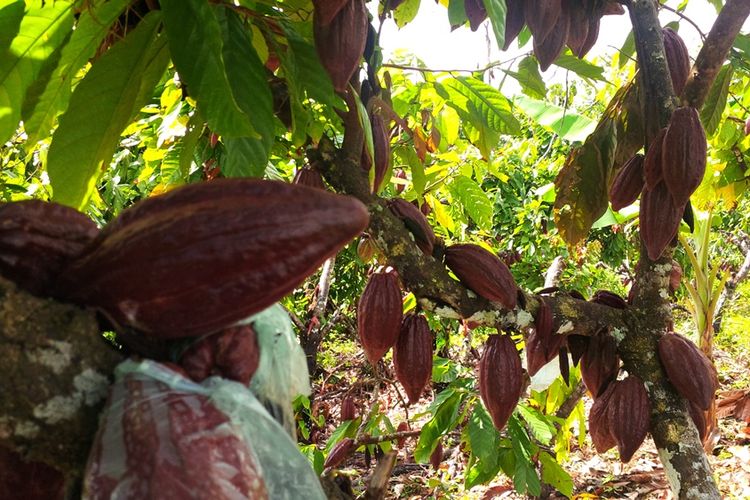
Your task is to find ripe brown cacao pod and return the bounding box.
[661,106,707,207]
[590,290,627,309]
[503,0,526,50]
[533,297,564,358]
[394,313,433,404]
[179,324,260,385]
[340,396,356,421]
[357,235,377,262]
[525,0,562,44]
[588,382,616,453]
[640,180,684,261]
[313,0,368,91]
[0,446,65,500]
[357,269,403,365]
[564,0,589,58]
[444,243,517,309]
[688,400,707,442]
[525,330,558,377]
[567,334,589,366]
[658,332,719,410]
[662,28,690,96]
[464,0,487,31]
[644,128,667,190]
[388,198,435,256]
[56,179,368,338]
[429,441,443,469]
[479,333,524,431]
[324,438,354,469]
[0,200,98,296]
[371,112,390,193]
[293,165,326,190]
[313,0,349,27]
[580,330,619,398]
[577,15,601,59]
[609,154,645,211]
[396,421,409,448]
[533,10,570,71]
[607,375,650,462]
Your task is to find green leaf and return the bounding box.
[393,0,420,27]
[441,76,521,136]
[0,0,74,143]
[161,0,256,138]
[414,392,461,463]
[553,52,607,83]
[47,12,168,209]
[218,8,275,175]
[0,1,24,53]
[179,113,204,179]
[503,56,546,100]
[517,404,555,445]
[618,31,635,68]
[514,95,596,142]
[539,451,574,498]
[467,403,501,468]
[700,64,732,137]
[286,32,344,111]
[482,0,506,50]
[23,0,130,144]
[447,0,467,27]
[450,175,493,230]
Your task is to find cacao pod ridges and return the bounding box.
[313,0,368,92]
[357,269,403,365]
[479,333,524,431]
[661,106,707,207]
[658,332,719,410]
[444,243,518,309]
[607,375,650,463]
[393,313,433,405]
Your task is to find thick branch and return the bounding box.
[681,0,750,109]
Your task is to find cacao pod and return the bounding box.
[745,117,750,136]
[609,154,645,211]
[525,0,562,43]
[293,165,327,190]
[313,0,349,27]
[371,112,390,193]
[479,333,524,431]
[688,400,707,442]
[533,9,570,71]
[590,290,627,309]
[669,260,682,292]
[663,28,690,96]
[588,382,616,453]
[566,334,589,366]
[0,447,65,500]
[661,106,707,207]
[357,269,403,365]
[533,297,564,357]
[393,168,407,194]
[313,0,368,91]
[429,441,443,470]
[658,332,719,410]
[503,0,526,50]
[464,0,487,31]
[640,181,684,261]
[580,330,619,397]
[179,324,260,385]
[0,200,98,296]
[324,438,354,469]
[56,179,369,338]
[559,346,570,385]
[525,330,557,377]
[644,128,667,189]
[357,235,377,262]
[340,396,356,421]
[444,243,517,309]
[394,313,433,404]
[396,421,409,448]
[564,0,589,58]
[577,15,601,59]
[607,375,650,462]
[387,198,435,256]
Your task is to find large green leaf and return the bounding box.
[503,56,546,100]
[450,175,493,230]
[161,0,256,138]
[47,12,168,209]
[414,391,462,463]
[466,403,501,469]
[539,451,574,498]
[286,32,344,111]
[482,0,506,50]
[514,95,596,142]
[23,0,130,144]
[553,52,607,83]
[441,76,521,136]
[218,8,275,176]
[0,0,74,143]
[700,64,732,137]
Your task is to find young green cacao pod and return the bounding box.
[533,10,570,71]
[661,106,707,207]
[588,381,617,453]
[444,243,518,309]
[479,333,524,431]
[293,165,326,190]
[580,330,619,398]
[503,0,526,50]
[394,313,433,404]
[56,179,368,338]
[313,0,368,91]
[340,396,356,422]
[609,154,645,211]
[464,0,487,31]
[525,0,562,43]
[643,128,667,190]
[590,290,627,309]
[640,181,684,261]
[662,28,690,96]
[607,375,650,462]
[387,198,435,256]
[371,112,390,193]
[324,438,354,469]
[179,324,260,385]
[658,332,719,410]
[0,200,98,297]
[357,269,403,365]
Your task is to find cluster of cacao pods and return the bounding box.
[312,0,368,92]
[464,0,625,70]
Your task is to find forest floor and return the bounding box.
[311,334,750,499]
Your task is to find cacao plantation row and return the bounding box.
[1,0,749,499]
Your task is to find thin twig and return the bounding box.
[660,4,707,41]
